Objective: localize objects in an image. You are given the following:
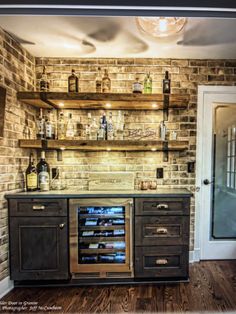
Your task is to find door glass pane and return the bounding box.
[212,106,236,239]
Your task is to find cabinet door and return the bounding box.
[9,217,69,280]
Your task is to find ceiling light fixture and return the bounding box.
[136,17,187,38]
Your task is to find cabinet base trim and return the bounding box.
[0,276,14,299]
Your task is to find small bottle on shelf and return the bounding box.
[85,113,92,140]
[163,71,171,94]
[66,113,75,139]
[95,67,102,93]
[39,66,49,92]
[25,153,38,192]
[36,108,45,140]
[37,151,50,191]
[45,111,54,139]
[102,69,111,93]
[107,112,114,140]
[132,76,143,93]
[97,116,105,140]
[144,72,152,94]
[57,112,66,140]
[68,69,79,92]
[102,112,107,140]
[90,118,98,140]
[159,121,167,141]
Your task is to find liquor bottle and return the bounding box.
[90,118,98,140]
[102,112,107,139]
[66,113,75,139]
[45,111,54,139]
[102,69,111,93]
[36,108,45,140]
[160,121,167,141]
[68,69,79,93]
[37,151,50,191]
[163,71,171,94]
[144,72,152,94]
[57,112,66,140]
[97,116,105,140]
[107,112,114,140]
[132,77,143,93]
[25,153,38,192]
[40,66,49,92]
[95,67,102,93]
[116,110,124,140]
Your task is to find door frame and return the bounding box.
[195,85,236,261]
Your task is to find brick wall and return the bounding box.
[0,29,36,281]
[35,57,236,251]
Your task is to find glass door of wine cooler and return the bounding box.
[70,198,133,278]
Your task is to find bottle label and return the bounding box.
[38,171,50,191]
[26,173,37,189]
[133,82,142,92]
[96,81,102,93]
[45,124,52,139]
[69,78,77,92]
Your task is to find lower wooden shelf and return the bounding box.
[19,139,188,152]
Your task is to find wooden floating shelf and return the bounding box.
[19,139,188,152]
[17,92,189,110]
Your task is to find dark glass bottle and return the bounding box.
[25,153,38,192]
[40,66,49,92]
[37,151,50,191]
[68,69,79,92]
[163,71,171,94]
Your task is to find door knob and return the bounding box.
[203,179,213,185]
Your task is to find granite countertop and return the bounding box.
[5,188,192,199]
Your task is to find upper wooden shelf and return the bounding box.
[19,139,188,152]
[17,92,189,110]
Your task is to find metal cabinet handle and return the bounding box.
[156,204,169,210]
[59,223,65,229]
[32,205,45,211]
[156,259,168,265]
[156,228,168,234]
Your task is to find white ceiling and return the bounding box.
[0,16,236,59]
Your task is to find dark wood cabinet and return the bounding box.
[134,196,190,280]
[8,199,69,281]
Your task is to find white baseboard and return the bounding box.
[189,248,200,263]
[0,276,14,299]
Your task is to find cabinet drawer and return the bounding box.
[135,246,188,278]
[9,199,67,216]
[135,216,189,246]
[135,198,189,216]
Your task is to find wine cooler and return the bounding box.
[69,198,133,278]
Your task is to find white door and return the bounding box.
[196,86,236,260]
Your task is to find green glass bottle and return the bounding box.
[144,72,152,94]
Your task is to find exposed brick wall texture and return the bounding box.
[35,57,236,252]
[0,29,36,281]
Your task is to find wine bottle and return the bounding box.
[163,71,171,94]
[25,153,38,192]
[68,69,79,92]
[96,67,102,93]
[102,69,111,93]
[40,66,49,92]
[37,151,50,191]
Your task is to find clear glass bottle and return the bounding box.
[36,108,45,140]
[96,67,102,93]
[144,72,152,94]
[57,112,66,140]
[102,69,111,93]
[116,110,124,140]
[107,112,114,140]
[68,69,79,92]
[159,121,167,141]
[132,76,143,93]
[40,66,49,92]
[90,118,98,140]
[66,113,75,139]
[97,116,105,140]
[85,112,92,139]
[45,110,53,139]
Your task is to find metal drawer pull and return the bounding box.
[156,204,169,210]
[156,259,168,265]
[32,205,45,211]
[59,223,65,229]
[156,228,168,234]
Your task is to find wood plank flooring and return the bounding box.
[1,261,236,313]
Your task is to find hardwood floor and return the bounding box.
[1,261,236,313]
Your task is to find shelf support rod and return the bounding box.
[163,94,169,121]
